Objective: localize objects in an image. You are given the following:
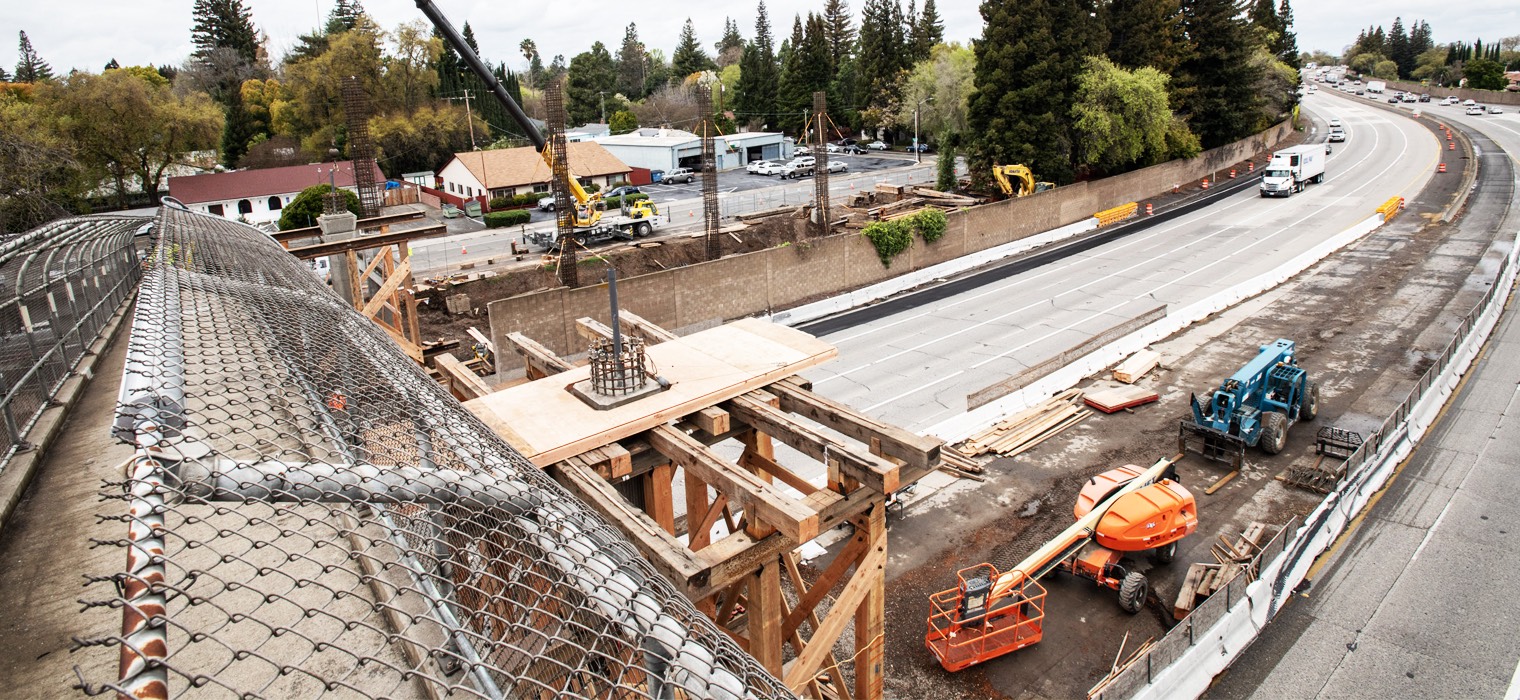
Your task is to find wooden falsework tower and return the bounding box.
[455,314,950,699]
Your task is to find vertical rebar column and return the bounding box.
[812,91,831,235]
[546,81,579,289]
[341,76,383,218]
[699,86,721,261]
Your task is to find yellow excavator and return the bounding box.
[992,164,1055,198]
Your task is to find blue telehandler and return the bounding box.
[1179,339,1320,469]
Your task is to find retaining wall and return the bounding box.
[1376,78,1520,106]
[488,120,1296,368]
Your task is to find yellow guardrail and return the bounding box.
[1376,196,1405,221]
[1094,202,1139,227]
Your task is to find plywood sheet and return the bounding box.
[1084,385,1160,414]
[465,318,837,466]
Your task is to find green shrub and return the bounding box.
[277,184,360,230]
[862,210,950,266]
[609,180,631,189]
[484,209,532,228]
[603,193,650,209]
[584,183,601,194]
[489,197,510,210]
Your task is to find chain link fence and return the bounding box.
[0,215,146,471]
[77,206,794,699]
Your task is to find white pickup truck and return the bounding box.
[1259,143,1328,197]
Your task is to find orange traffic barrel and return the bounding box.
[1438,163,1447,173]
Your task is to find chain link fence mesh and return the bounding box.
[77,206,795,699]
[1,215,145,470]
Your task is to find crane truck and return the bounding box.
[992,164,1055,198]
[412,0,659,252]
[926,455,1196,671]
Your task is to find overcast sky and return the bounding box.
[3,1,1517,77]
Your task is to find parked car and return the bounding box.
[790,156,817,167]
[841,144,867,154]
[537,196,560,211]
[827,160,848,173]
[837,138,858,147]
[825,143,841,154]
[779,161,814,179]
[604,185,641,198]
[746,160,777,174]
[1490,106,1504,114]
[903,143,931,152]
[1466,105,1485,115]
[867,140,888,150]
[795,145,812,156]
[663,167,696,184]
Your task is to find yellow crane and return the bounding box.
[991,164,1055,198]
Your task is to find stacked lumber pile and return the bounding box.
[1173,521,1271,620]
[937,447,986,481]
[908,186,981,208]
[958,389,1089,457]
[1113,349,1161,383]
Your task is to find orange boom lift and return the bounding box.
[925,455,1197,671]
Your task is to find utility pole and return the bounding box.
[913,96,932,165]
[446,90,478,150]
[599,90,606,124]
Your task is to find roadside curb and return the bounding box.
[0,293,135,540]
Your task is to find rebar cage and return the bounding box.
[588,336,649,396]
[78,206,794,699]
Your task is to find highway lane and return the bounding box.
[1202,91,1520,700]
[802,92,1439,432]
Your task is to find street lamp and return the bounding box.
[913,96,934,165]
[598,91,607,124]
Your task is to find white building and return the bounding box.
[566,124,611,142]
[167,161,382,224]
[593,129,791,173]
[436,142,631,201]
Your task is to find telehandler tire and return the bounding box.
[1261,411,1289,455]
[1118,572,1148,614]
[1301,381,1320,420]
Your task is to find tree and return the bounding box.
[368,103,471,177]
[1173,0,1263,149]
[386,20,441,113]
[616,24,647,98]
[14,31,53,83]
[520,39,544,88]
[1464,58,1506,90]
[857,0,911,125]
[191,0,260,66]
[1274,0,1299,69]
[271,19,384,155]
[777,14,833,136]
[895,43,975,138]
[967,0,1105,185]
[716,18,745,67]
[822,0,856,66]
[672,19,716,79]
[326,0,367,34]
[1107,0,1188,74]
[1371,59,1399,80]
[40,70,222,208]
[734,2,780,128]
[935,129,957,191]
[914,0,944,60]
[0,96,89,232]
[1387,17,1410,78]
[566,42,617,126]
[609,109,638,134]
[1068,56,1180,172]
[278,184,360,230]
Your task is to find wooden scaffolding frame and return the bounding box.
[475,312,946,699]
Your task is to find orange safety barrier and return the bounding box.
[1249,161,1255,172]
[1093,202,1139,227]
[1376,196,1406,220]
[1449,142,1456,151]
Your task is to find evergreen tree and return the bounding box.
[1388,17,1410,78]
[14,31,53,82]
[191,0,260,65]
[716,18,745,66]
[1107,0,1188,73]
[462,22,480,54]
[967,0,1104,185]
[858,0,910,120]
[0,66,10,82]
[617,23,647,98]
[104,58,120,71]
[778,14,834,137]
[221,92,262,166]
[915,0,944,58]
[1275,0,1298,69]
[325,0,367,34]
[1409,21,1433,58]
[567,41,618,126]
[1174,0,1262,149]
[822,0,856,66]
[734,2,780,127]
[776,16,808,134]
[520,39,544,89]
[672,19,715,79]
[1248,0,1280,38]
[547,54,568,84]
[435,27,462,97]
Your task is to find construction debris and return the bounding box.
[1173,521,1271,620]
[1283,427,1364,492]
[959,389,1090,457]
[938,448,987,481]
[1113,349,1161,384]
[1083,385,1160,414]
[1087,632,1156,700]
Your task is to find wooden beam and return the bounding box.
[854,503,886,700]
[780,530,871,641]
[642,463,676,535]
[690,406,731,435]
[690,493,728,551]
[783,524,887,692]
[273,210,426,242]
[575,316,615,344]
[783,552,852,700]
[579,444,632,480]
[286,223,449,259]
[771,377,942,471]
[648,425,819,543]
[504,332,574,376]
[748,559,785,676]
[617,310,678,343]
[552,457,710,592]
[725,394,901,495]
[361,258,413,319]
[433,353,493,400]
[688,487,871,601]
[740,447,818,496]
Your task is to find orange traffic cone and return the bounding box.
[461,245,467,255]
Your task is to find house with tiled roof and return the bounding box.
[436,142,631,202]
[166,161,384,224]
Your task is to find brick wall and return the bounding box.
[489,120,1296,369]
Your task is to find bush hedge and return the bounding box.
[861,209,950,267]
[484,209,532,228]
[488,192,550,210]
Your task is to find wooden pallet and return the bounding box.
[1173,521,1271,620]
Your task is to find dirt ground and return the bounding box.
[878,124,1484,698]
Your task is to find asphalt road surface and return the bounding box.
[799,92,1439,434]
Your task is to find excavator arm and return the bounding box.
[991,164,1054,198]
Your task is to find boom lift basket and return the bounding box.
[1178,421,1246,469]
[926,565,1047,672]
